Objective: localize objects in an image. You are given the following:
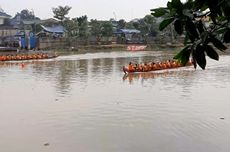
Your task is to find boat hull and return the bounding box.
[0,53,58,62]
[123,64,192,74]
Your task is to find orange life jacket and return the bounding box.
[128,64,134,72]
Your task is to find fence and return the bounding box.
[38,37,67,49]
[38,37,114,49]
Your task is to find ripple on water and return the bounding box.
[1,52,230,152]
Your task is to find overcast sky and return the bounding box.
[0,0,169,21]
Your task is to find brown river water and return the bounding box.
[1,50,230,152]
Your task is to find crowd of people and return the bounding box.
[123,60,193,73]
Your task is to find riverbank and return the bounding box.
[51,43,185,54]
[2,43,229,55]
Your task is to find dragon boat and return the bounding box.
[123,60,193,74]
[0,52,58,62]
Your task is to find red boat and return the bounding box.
[127,45,147,51]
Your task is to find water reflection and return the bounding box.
[122,68,195,83]
[1,51,230,152]
[0,51,181,97]
[1,52,230,98]
[0,51,225,98]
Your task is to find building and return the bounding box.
[38,25,65,37]
[0,9,14,37]
[0,10,11,25]
[0,9,19,47]
[114,28,144,44]
[10,13,41,31]
[0,8,20,38]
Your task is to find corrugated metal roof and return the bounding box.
[41,18,59,23]
[41,25,65,34]
[115,29,140,34]
[0,12,11,18]
[22,20,41,25]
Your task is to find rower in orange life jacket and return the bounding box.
[127,62,135,72]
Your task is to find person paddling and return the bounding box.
[127,62,135,72]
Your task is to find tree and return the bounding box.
[52,6,72,22]
[90,19,102,41]
[16,9,37,20]
[101,21,113,37]
[129,15,158,37]
[117,19,126,29]
[143,15,158,37]
[143,15,155,24]
[151,0,230,69]
[125,22,135,29]
[77,15,89,38]
[13,9,40,21]
[138,19,149,36]
[132,21,140,30]
[63,18,78,37]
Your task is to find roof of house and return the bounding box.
[41,25,65,34]
[22,19,41,25]
[41,18,59,23]
[115,29,141,34]
[0,12,11,18]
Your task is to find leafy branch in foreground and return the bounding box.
[151,0,230,69]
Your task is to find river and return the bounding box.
[1,50,230,152]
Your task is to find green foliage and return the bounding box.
[77,15,87,26]
[197,20,205,35]
[151,0,230,69]
[205,45,219,61]
[159,18,174,31]
[15,9,38,20]
[77,15,89,38]
[194,44,206,69]
[209,35,227,51]
[144,14,156,24]
[125,22,135,29]
[133,15,159,37]
[174,19,183,35]
[52,6,72,22]
[174,45,192,65]
[132,22,140,29]
[101,21,113,37]
[185,19,199,41]
[151,8,168,17]
[63,18,78,37]
[117,19,126,29]
[90,19,102,39]
[115,15,159,37]
[223,28,230,43]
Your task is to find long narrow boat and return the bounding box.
[0,52,58,62]
[123,61,193,74]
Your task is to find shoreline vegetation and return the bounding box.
[0,43,184,55]
[51,43,185,53]
[1,43,229,56]
[1,43,229,57]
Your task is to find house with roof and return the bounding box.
[36,25,64,38]
[10,13,41,32]
[0,8,19,38]
[0,11,11,25]
[0,9,20,47]
[114,28,144,44]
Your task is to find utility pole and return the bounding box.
[113,12,117,21]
